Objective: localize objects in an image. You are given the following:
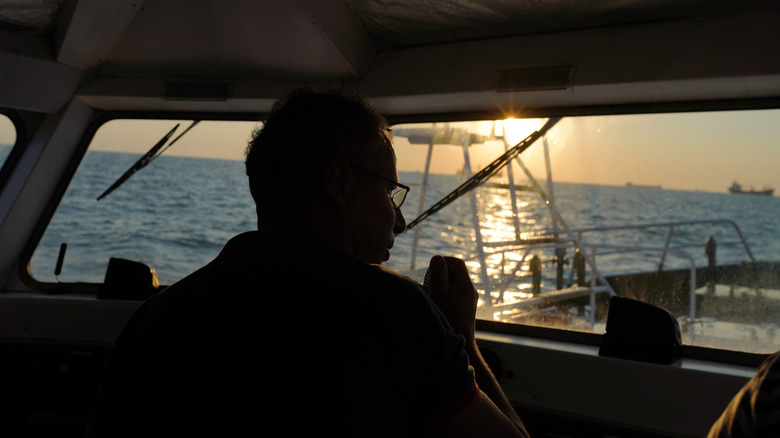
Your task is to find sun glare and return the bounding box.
[501,118,545,145]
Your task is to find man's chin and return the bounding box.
[359,247,391,265]
[371,249,390,265]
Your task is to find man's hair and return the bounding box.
[245,88,392,227]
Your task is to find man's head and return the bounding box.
[245,88,406,263]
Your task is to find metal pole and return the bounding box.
[501,122,523,243]
[543,136,559,238]
[410,139,435,270]
[658,224,675,271]
[589,248,597,324]
[462,137,492,305]
[543,137,565,289]
[705,236,716,295]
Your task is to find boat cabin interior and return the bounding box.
[2,0,780,436]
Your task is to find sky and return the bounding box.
[392,110,780,193]
[2,109,780,194]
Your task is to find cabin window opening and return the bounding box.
[29,118,259,286]
[387,109,780,355]
[25,110,780,356]
[0,113,17,171]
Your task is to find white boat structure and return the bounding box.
[2,1,780,437]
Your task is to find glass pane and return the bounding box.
[30,119,258,285]
[387,110,780,354]
[0,114,17,168]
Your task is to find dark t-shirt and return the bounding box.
[708,351,780,438]
[90,231,476,436]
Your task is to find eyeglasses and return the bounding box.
[351,164,410,209]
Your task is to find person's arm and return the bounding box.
[426,255,530,437]
[708,351,780,438]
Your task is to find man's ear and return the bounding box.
[324,158,354,208]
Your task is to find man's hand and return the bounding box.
[427,255,478,345]
[424,255,530,437]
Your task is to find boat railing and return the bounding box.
[568,218,754,268]
[478,240,699,320]
[476,218,754,319]
[404,237,704,322]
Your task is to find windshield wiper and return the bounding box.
[97,120,201,201]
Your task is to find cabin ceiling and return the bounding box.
[3,0,773,72]
[1,0,780,115]
[348,0,764,47]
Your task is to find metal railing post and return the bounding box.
[462,137,492,304]
[410,139,435,270]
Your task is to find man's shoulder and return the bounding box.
[367,263,424,291]
[155,231,430,318]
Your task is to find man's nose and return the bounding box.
[393,208,407,235]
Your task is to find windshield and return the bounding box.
[30,118,258,285]
[386,109,780,354]
[27,109,780,356]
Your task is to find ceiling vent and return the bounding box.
[496,65,574,92]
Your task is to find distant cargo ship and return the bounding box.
[728,181,774,196]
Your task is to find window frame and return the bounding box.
[18,111,262,294]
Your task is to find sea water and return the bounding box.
[23,149,780,292]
